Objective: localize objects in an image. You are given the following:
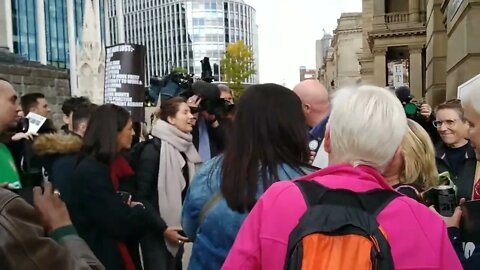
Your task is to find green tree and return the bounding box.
[220,40,256,97]
[171,67,188,74]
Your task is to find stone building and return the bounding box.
[359,0,427,99]
[318,13,363,91]
[0,49,71,127]
[357,0,480,106]
[76,0,105,105]
[426,0,480,104]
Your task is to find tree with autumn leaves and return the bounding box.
[220,40,256,97]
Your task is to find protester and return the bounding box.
[0,77,104,270]
[182,84,314,270]
[33,104,97,203]
[435,99,476,200]
[223,85,461,269]
[383,119,438,201]
[67,104,166,270]
[293,80,330,168]
[136,97,202,270]
[439,89,480,269]
[60,97,91,134]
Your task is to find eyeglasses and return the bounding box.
[433,119,460,128]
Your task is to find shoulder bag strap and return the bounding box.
[198,191,223,225]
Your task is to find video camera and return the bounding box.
[395,86,423,117]
[146,70,194,105]
[145,57,234,119]
[187,80,235,118]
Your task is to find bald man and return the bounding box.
[293,80,330,168]
[0,79,22,133]
[293,79,330,129]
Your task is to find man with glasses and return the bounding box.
[434,99,476,200]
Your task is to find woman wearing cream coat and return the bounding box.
[136,97,202,270]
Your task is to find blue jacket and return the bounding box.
[181,156,312,270]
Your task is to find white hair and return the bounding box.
[461,89,480,114]
[328,85,407,173]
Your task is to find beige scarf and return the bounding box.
[151,120,202,256]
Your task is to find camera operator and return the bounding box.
[186,82,233,161]
[395,86,440,145]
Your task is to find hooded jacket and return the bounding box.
[33,133,83,203]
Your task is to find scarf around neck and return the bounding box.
[151,120,202,256]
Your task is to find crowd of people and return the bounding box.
[1,74,480,270]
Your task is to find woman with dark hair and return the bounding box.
[181,83,314,270]
[67,104,165,270]
[135,97,202,270]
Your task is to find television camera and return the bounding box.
[145,57,234,119]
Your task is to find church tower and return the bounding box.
[76,0,105,105]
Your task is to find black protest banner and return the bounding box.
[104,44,146,122]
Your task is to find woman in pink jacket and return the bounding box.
[222,85,462,270]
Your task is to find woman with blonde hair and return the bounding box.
[384,119,438,201]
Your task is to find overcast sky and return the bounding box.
[243,0,362,88]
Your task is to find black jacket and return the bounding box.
[449,227,480,269]
[134,138,184,270]
[436,142,477,200]
[67,156,163,270]
[32,133,83,204]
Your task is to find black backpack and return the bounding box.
[125,137,161,172]
[284,180,399,270]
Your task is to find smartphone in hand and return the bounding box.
[178,230,187,237]
[117,191,131,205]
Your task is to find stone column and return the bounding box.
[373,0,385,15]
[116,0,125,43]
[105,0,111,46]
[373,0,386,25]
[36,0,47,64]
[373,47,387,87]
[409,45,424,98]
[425,0,446,106]
[0,0,13,52]
[95,0,101,43]
[409,0,420,22]
[67,0,77,96]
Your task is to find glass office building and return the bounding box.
[108,0,258,83]
[11,0,105,68]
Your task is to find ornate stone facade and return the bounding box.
[426,0,480,104]
[318,13,363,91]
[360,0,427,99]
[76,0,105,105]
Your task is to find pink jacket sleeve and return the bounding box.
[221,195,265,270]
